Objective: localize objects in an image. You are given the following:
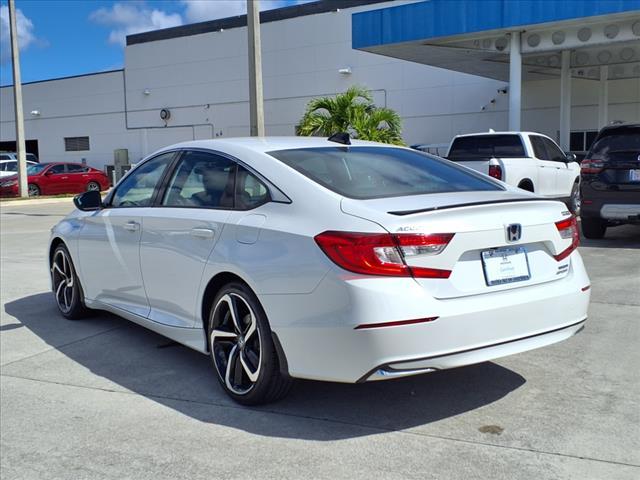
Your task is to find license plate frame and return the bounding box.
[481,246,531,286]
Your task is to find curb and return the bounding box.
[0,196,75,207]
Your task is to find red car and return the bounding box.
[0,162,110,197]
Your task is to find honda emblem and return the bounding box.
[506,224,522,242]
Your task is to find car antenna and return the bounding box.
[327,132,351,145]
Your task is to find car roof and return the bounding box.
[453,131,546,139]
[156,136,390,156]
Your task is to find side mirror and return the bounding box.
[565,153,577,162]
[74,190,103,211]
[44,170,53,176]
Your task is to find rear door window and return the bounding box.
[448,135,526,159]
[269,146,501,200]
[67,164,87,173]
[162,151,237,209]
[530,136,550,160]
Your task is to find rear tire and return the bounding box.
[51,244,90,319]
[581,217,607,239]
[207,282,292,405]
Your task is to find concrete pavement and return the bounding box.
[1,203,639,479]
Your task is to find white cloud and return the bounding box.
[0,5,37,65]
[90,3,183,47]
[181,0,310,24]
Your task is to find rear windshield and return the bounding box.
[268,146,501,200]
[448,135,526,159]
[590,129,640,157]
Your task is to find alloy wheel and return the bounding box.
[210,293,262,395]
[51,249,75,314]
[87,182,100,192]
[28,184,40,197]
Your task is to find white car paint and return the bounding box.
[0,159,38,178]
[447,131,580,199]
[49,137,590,385]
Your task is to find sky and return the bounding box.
[0,0,311,86]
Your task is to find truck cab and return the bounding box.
[446,132,580,212]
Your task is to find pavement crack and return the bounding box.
[1,373,639,470]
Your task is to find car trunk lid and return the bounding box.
[341,192,574,299]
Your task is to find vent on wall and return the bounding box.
[64,136,90,152]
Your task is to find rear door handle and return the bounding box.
[190,227,215,239]
[124,221,140,232]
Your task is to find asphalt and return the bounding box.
[1,201,639,480]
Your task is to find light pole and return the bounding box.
[247,0,265,136]
[8,0,28,198]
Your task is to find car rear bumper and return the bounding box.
[599,204,640,221]
[261,251,591,383]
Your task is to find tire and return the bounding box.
[518,181,534,193]
[86,181,101,192]
[51,244,90,320]
[207,282,292,405]
[569,181,581,216]
[28,183,40,197]
[581,217,607,239]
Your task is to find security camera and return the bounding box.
[497,87,508,95]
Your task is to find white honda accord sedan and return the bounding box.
[49,136,590,404]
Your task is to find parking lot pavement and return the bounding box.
[1,202,639,480]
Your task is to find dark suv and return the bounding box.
[580,123,640,239]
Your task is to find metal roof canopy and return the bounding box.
[352,0,640,82]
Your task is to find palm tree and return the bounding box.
[298,86,404,145]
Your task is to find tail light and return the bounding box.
[554,216,579,261]
[314,231,454,279]
[580,158,604,174]
[488,164,502,180]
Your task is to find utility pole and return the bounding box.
[8,0,28,197]
[247,0,265,136]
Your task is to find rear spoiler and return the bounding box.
[388,198,547,216]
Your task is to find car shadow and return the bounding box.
[578,223,640,249]
[4,293,526,441]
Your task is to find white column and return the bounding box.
[8,0,28,198]
[247,0,265,137]
[598,66,609,128]
[508,31,521,131]
[559,50,572,152]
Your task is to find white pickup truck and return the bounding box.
[446,131,581,213]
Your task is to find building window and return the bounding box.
[569,131,598,152]
[64,136,90,152]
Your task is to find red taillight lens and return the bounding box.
[314,231,453,278]
[554,215,579,261]
[488,164,502,180]
[580,158,604,174]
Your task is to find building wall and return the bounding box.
[1,2,639,170]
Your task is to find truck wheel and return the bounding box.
[581,217,606,239]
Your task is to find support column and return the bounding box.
[598,66,609,128]
[247,0,265,137]
[8,0,28,198]
[559,50,572,152]
[508,32,521,131]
